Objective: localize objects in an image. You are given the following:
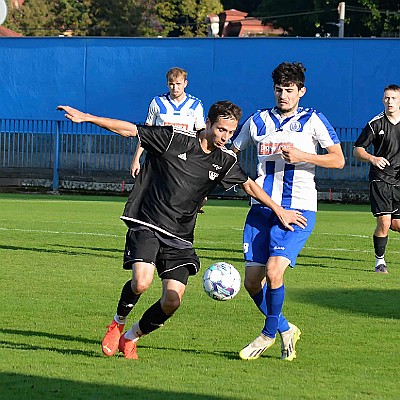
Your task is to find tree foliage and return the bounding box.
[4,0,223,37]
[252,0,400,37]
[253,0,338,37]
[220,0,261,13]
[5,0,399,37]
[141,0,223,37]
[5,0,57,36]
[88,0,144,36]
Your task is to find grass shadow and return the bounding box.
[0,244,118,259]
[0,328,243,361]
[1,372,240,400]
[291,288,400,319]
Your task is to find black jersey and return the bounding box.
[354,112,400,184]
[121,125,249,243]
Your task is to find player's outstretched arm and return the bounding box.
[57,105,138,138]
[241,179,307,232]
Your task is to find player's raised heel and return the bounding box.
[119,334,139,359]
[280,322,301,361]
[375,264,388,274]
[101,320,124,356]
[239,334,275,360]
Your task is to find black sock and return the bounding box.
[139,300,170,335]
[373,235,388,258]
[116,280,141,317]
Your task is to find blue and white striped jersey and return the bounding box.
[233,107,340,211]
[145,93,206,131]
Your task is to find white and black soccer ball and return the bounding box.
[202,262,241,301]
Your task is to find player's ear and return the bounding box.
[299,86,306,98]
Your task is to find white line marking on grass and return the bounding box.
[317,232,370,238]
[315,232,399,241]
[0,227,124,238]
[0,219,121,226]
[305,246,400,254]
[305,246,371,253]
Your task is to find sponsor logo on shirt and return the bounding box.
[273,246,285,250]
[258,142,293,155]
[212,164,222,170]
[178,153,187,161]
[378,130,385,135]
[163,122,189,130]
[290,121,302,132]
[209,171,219,180]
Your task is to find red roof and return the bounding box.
[219,9,286,37]
[0,26,23,37]
[222,9,248,21]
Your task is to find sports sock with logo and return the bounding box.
[116,279,142,318]
[139,300,170,335]
[373,235,388,266]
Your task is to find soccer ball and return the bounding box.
[202,262,241,301]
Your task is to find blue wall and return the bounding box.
[1,37,400,128]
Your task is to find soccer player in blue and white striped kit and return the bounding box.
[232,62,345,361]
[130,67,206,177]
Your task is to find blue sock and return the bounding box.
[262,285,285,338]
[251,285,268,316]
[251,284,289,333]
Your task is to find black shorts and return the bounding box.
[370,180,400,218]
[123,229,200,285]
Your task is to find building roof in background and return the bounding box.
[218,9,286,37]
[0,26,23,37]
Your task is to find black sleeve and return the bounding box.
[220,161,249,190]
[354,122,374,149]
[137,125,174,156]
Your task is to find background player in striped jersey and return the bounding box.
[57,100,307,360]
[130,66,206,177]
[353,84,400,274]
[232,62,345,361]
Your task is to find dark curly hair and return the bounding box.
[272,62,306,89]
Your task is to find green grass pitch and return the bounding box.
[0,193,399,399]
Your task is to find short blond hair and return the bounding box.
[166,67,188,81]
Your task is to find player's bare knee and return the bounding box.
[266,269,284,288]
[131,280,151,295]
[161,294,181,315]
[243,277,261,296]
[390,219,400,232]
[376,217,392,233]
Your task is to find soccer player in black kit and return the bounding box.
[58,101,307,359]
[353,84,400,274]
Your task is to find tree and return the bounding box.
[5,0,147,36]
[5,0,57,36]
[254,0,338,37]
[141,0,223,37]
[346,0,400,37]
[220,0,262,13]
[252,0,400,37]
[88,0,145,36]
[53,0,92,36]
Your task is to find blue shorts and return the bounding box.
[243,205,316,267]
